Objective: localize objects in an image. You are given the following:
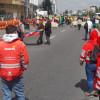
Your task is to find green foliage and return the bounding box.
[41,0,53,14]
[95,6,100,13]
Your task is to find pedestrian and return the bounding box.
[59,15,65,27]
[80,27,100,96]
[87,18,93,38]
[0,25,29,100]
[77,18,82,30]
[45,18,52,45]
[84,21,88,40]
[65,16,69,25]
[37,20,44,45]
[17,20,25,41]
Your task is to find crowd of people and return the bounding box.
[15,15,76,45]
[0,15,87,45]
[1,14,100,99]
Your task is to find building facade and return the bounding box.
[0,0,25,19]
[0,0,57,19]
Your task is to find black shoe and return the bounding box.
[45,41,50,45]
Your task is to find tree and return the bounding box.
[41,0,53,15]
[64,9,68,15]
[95,6,99,13]
[99,7,100,12]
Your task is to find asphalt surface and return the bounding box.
[0,25,99,100]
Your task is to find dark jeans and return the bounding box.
[84,30,88,40]
[45,33,51,44]
[37,32,43,44]
[78,24,81,30]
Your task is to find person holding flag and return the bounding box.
[45,18,52,45]
[36,20,44,45]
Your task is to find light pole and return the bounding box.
[24,0,29,18]
[51,0,57,14]
[54,0,57,14]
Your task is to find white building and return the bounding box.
[29,0,39,6]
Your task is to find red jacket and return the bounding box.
[80,28,99,64]
[89,28,100,39]
[80,40,96,63]
[0,36,29,81]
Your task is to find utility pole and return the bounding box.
[54,0,57,14]
[24,0,29,18]
[52,0,57,14]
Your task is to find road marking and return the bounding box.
[61,30,66,32]
[44,35,56,41]
[50,35,56,40]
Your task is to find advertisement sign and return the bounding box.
[12,0,24,5]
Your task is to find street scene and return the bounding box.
[0,0,100,100]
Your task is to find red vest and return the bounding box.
[0,39,29,81]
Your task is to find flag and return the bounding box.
[32,31,40,37]
[24,29,42,37]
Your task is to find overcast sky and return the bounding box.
[56,0,100,12]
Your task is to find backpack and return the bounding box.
[90,45,100,64]
[84,22,88,30]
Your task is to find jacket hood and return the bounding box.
[2,33,18,42]
[90,29,100,41]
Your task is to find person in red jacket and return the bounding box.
[89,24,100,40]
[0,25,29,100]
[80,26,100,96]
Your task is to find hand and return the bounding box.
[21,64,28,70]
[22,67,27,70]
[80,61,84,66]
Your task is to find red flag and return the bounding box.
[31,31,40,37]
[24,31,40,37]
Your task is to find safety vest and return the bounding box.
[0,39,29,81]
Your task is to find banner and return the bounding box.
[24,29,44,37]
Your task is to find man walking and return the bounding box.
[0,25,29,100]
[45,18,52,45]
[37,20,44,45]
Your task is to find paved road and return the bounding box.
[0,25,99,100]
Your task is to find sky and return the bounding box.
[56,0,100,12]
